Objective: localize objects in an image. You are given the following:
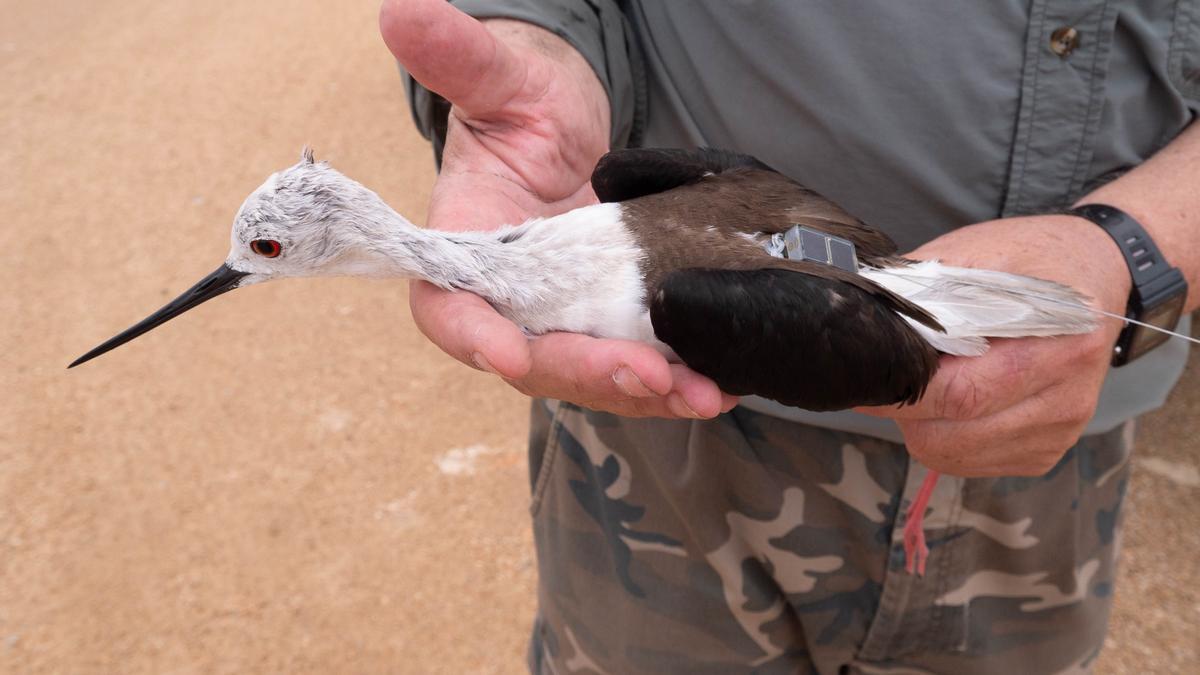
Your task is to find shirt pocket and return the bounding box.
[1169,0,1200,103]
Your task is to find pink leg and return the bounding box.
[902,470,941,576]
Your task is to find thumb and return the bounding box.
[379,0,528,118]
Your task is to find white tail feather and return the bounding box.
[862,261,1100,356]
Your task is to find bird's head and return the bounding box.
[225,146,392,284]
[70,147,400,368]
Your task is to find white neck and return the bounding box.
[332,195,577,311]
[335,199,652,343]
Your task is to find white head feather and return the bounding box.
[224,148,425,285]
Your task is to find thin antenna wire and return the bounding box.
[867,268,1200,347]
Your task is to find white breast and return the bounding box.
[487,203,663,350]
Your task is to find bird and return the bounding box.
[71,146,1104,574]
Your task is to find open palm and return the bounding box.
[380,0,735,418]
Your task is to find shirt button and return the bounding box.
[1049,27,1080,57]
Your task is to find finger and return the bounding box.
[521,332,674,400]
[614,388,738,419]
[666,364,731,419]
[856,338,1057,422]
[379,0,527,118]
[518,335,732,419]
[720,393,741,413]
[527,394,687,420]
[506,362,730,420]
[499,335,738,419]
[899,383,1094,477]
[408,280,532,379]
[605,386,738,419]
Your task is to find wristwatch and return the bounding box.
[1069,204,1189,366]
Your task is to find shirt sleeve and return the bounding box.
[401,0,645,167]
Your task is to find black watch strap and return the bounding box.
[1071,205,1164,287]
[1070,204,1186,309]
[1068,204,1189,365]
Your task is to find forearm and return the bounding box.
[867,126,1200,473]
[1076,121,1200,312]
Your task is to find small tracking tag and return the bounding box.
[781,225,859,273]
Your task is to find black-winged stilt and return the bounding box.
[72,147,1124,573]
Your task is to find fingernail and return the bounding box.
[667,393,704,419]
[613,366,654,398]
[471,352,498,375]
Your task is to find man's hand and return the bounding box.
[858,215,1130,477]
[380,0,736,418]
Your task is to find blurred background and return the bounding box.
[0,1,1195,672]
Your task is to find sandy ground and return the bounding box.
[1,1,1196,673]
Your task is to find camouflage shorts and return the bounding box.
[525,400,1133,674]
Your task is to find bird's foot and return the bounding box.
[902,470,941,576]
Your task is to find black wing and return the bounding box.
[591,147,774,203]
[650,268,940,410]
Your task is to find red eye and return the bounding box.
[250,239,281,258]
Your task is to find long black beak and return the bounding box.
[69,264,251,368]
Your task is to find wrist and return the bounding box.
[1066,204,1190,364]
[1053,214,1133,313]
[1072,124,1200,312]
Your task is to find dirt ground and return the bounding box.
[1,1,1196,673]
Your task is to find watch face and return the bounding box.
[1125,295,1187,361]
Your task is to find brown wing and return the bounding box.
[604,148,899,259]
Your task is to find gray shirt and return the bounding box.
[404,0,1196,442]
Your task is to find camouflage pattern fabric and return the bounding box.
[525,400,1133,674]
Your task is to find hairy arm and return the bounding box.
[861,122,1199,476]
